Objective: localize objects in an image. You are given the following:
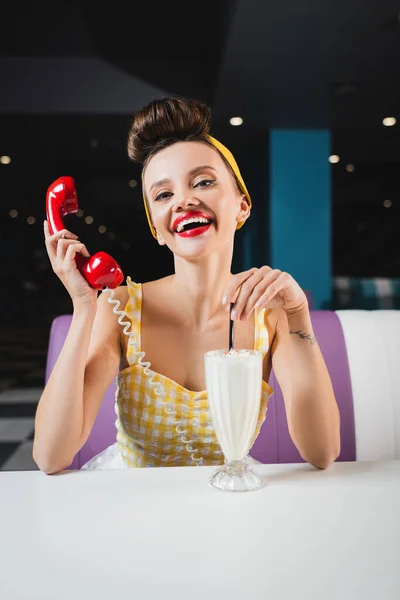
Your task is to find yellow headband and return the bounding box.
[142,134,252,240]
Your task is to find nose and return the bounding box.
[172,192,200,212]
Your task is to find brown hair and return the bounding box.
[127,96,213,167]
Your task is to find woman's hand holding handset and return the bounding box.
[43,220,98,307]
[36,221,122,474]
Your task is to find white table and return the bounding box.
[1,461,399,600]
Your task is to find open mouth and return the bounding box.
[174,217,214,237]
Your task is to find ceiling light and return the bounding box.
[9,209,18,218]
[382,117,396,127]
[346,164,355,172]
[329,155,340,164]
[85,216,94,224]
[383,200,392,208]
[98,225,107,233]
[27,216,36,225]
[230,117,243,126]
[76,209,84,217]
[128,179,137,188]
[0,156,11,165]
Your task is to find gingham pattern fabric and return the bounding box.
[115,277,274,467]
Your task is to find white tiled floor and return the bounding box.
[0,387,41,471]
[1,441,37,471]
[0,387,43,404]
[0,418,35,441]
[0,321,49,470]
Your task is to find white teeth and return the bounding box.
[175,217,212,233]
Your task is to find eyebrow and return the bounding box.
[149,165,217,194]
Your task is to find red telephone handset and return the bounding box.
[46,176,124,290]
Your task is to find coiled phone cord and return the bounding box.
[102,287,204,466]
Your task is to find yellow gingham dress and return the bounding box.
[82,277,274,469]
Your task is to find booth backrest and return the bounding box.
[45,310,400,468]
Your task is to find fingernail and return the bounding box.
[231,309,237,320]
[222,295,228,305]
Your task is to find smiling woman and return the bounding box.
[145,145,242,251]
[33,95,340,474]
[127,97,252,244]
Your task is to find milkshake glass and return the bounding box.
[204,349,266,492]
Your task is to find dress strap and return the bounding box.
[125,276,143,366]
[254,307,270,356]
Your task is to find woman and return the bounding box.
[33,96,340,474]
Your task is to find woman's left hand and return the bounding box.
[222,266,309,320]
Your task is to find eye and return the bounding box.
[154,191,173,202]
[194,179,215,189]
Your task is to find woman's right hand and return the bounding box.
[44,220,98,306]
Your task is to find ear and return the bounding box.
[156,230,166,246]
[236,195,251,224]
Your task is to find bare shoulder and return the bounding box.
[95,285,130,346]
[98,284,129,311]
[142,275,173,295]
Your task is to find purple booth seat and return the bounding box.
[44,311,355,469]
[45,316,118,470]
[251,311,356,463]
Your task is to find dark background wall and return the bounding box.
[1,0,400,323]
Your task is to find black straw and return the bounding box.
[229,303,235,351]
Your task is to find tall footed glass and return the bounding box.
[204,349,266,492]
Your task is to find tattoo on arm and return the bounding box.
[289,329,317,345]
